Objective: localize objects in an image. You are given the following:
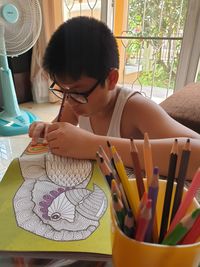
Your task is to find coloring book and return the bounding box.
[0,143,112,260]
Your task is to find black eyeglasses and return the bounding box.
[49,79,101,104]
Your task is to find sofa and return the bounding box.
[160,83,200,134]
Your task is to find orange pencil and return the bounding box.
[130,138,145,199]
[143,132,153,187]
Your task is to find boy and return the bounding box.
[29,16,200,180]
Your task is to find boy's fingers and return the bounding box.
[29,122,38,137]
[43,124,51,143]
[30,123,46,145]
[47,122,60,133]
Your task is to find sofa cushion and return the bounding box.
[160,83,200,134]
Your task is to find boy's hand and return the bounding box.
[29,122,52,145]
[46,122,96,159]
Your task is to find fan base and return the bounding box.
[0,109,39,136]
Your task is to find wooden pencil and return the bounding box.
[111,179,122,200]
[118,183,131,211]
[123,209,135,238]
[162,208,200,246]
[137,191,148,219]
[181,215,200,244]
[96,152,114,188]
[159,139,178,243]
[169,167,200,234]
[57,92,67,122]
[112,146,137,216]
[99,145,120,184]
[145,167,159,243]
[170,139,191,224]
[99,145,112,169]
[106,141,117,170]
[130,138,145,199]
[112,192,126,229]
[135,199,152,242]
[143,132,153,186]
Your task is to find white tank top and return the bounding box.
[78,87,139,137]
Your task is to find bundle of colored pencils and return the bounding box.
[96,136,200,246]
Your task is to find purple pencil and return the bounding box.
[145,166,159,243]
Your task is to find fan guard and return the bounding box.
[0,0,42,56]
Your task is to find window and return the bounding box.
[62,0,200,103]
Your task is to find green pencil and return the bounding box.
[112,192,126,229]
[123,209,135,237]
[162,208,200,246]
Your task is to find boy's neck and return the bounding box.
[89,87,119,135]
[94,87,119,118]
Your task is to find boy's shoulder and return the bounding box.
[123,88,161,120]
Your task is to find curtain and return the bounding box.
[31,0,63,103]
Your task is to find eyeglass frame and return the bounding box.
[49,78,102,104]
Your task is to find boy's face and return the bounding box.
[53,75,112,117]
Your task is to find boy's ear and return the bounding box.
[107,69,119,90]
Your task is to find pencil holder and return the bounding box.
[111,179,200,267]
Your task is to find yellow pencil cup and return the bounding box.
[111,179,200,267]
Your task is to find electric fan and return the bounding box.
[0,0,42,136]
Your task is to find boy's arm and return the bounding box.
[125,94,200,139]
[46,122,200,180]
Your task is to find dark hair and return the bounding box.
[43,16,119,85]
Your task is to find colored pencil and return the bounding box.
[111,178,122,200]
[106,141,117,170]
[143,132,153,186]
[145,167,159,243]
[123,209,135,238]
[112,192,126,229]
[118,182,131,211]
[130,138,145,199]
[135,199,152,242]
[170,139,191,223]
[169,167,200,234]
[137,191,148,219]
[112,146,137,216]
[162,208,200,246]
[99,145,121,184]
[96,152,114,188]
[99,145,113,169]
[181,215,200,244]
[159,139,178,243]
[57,92,67,122]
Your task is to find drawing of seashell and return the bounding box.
[66,185,107,221]
[48,192,75,222]
[65,188,91,206]
[45,153,92,187]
